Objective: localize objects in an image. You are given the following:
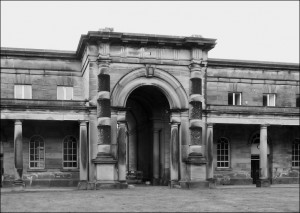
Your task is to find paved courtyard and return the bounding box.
[1,185,299,212]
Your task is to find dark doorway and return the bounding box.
[125,86,170,184]
[251,155,260,184]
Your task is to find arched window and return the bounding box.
[217,137,230,168]
[292,139,300,167]
[29,135,45,169]
[63,136,78,168]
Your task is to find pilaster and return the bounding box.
[78,121,89,190]
[13,120,25,190]
[257,124,270,187]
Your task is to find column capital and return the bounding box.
[170,122,180,128]
[117,111,126,123]
[260,124,269,128]
[79,121,88,126]
[207,123,214,128]
[14,120,22,125]
[117,120,127,125]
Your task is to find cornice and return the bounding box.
[75,31,217,59]
[208,58,299,70]
[1,47,77,60]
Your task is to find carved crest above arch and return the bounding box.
[145,64,155,78]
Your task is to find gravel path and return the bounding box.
[1,185,299,212]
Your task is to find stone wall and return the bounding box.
[213,124,299,185]
[1,120,80,187]
[206,66,299,107]
[1,56,83,100]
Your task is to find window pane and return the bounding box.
[57,86,64,100]
[263,94,267,106]
[65,87,73,100]
[269,94,276,106]
[24,85,32,99]
[296,94,300,107]
[228,93,233,105]
[14,85,23,99]
[235,93,241,105]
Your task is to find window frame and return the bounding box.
[216,137,230,169]
[263,93,276,107]
[292,138,300,168]
[57,86,73,100]
[228,92,242,106]
[14,84,32,99]
[62,135,78,169]
[296,94,300,108]
[29,135,45,169]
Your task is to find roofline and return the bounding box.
[208,58,299,70]
[1,47,77,60]
[75,31,217,58]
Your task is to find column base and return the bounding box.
[169,180,181,188]
[207,178,217,189]
[86,181,128,190]
[77,180,88,190]
[12,180,25,191]
[256,179,271,187]
[152,178,160,186]
[179,180,210,189]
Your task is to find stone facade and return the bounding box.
[0,29,299,189]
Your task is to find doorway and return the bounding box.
[251,155,260,184]
[125,86,171,185]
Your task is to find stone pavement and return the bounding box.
[1,184,299,212]
[1,183,298,193]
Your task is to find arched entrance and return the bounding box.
[126,86,170,184]
[111,67,189,185]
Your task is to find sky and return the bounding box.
[1,1,299,63]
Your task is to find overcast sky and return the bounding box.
[1,1,299,63]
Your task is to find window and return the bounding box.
[14,85,32,99]
[263,93,276,107]
[29,135,45,169]
[63,136,78,168]
[217,137,230,168]
[296,94,300,107]
[228,92,242,105]
[292,139,299,167]
[57,86,73,100]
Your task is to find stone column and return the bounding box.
[78,121,88,189]
[96,56,112,156]
[257,124,270,187]
[13,120,24,190]
[153,128,160,185]
[206,123,214,180]
[170,122,180,187]
[117,120,127,183]
[91,43,122,189]
[159,129,165,184]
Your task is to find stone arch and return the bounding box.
[111,68,189,109]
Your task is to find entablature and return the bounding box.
[205,104,300,117]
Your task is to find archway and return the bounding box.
[111,68,189,185]
[126,86,170,184]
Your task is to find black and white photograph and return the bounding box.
[0,1,299,212]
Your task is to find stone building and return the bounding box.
[0,29,299,189]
